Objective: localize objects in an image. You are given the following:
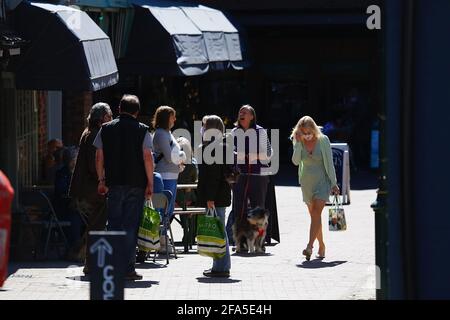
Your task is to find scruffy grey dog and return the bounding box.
[233,207,269,254]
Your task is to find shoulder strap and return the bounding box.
[155,139,174,164]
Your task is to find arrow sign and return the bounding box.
[90,238,113,268]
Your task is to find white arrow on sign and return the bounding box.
[90,238,113,268]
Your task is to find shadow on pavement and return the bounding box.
[125,280,159,289]
[196,277,241,284]
[136,262,168,269]
[66,276,90,282]
[231,252,274,258]
[296,260,347,269]
[264,242,279,247]
[65,276,160,289]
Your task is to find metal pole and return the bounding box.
[371,0,388,300]
[400,0,416,299]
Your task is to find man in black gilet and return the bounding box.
[93,95,154,281]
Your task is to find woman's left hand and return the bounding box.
[207,200,215,209]
[331,185,340,195]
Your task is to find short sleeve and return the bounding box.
[142,132,153,151]
[93,128,103,149]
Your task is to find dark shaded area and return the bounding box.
[135,262,168,269]
[66,276,89,282]
[125,280,159,289]
[231,252,274,258]
[296,260,347,269]
[196,277,241,284]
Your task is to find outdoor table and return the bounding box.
[173,184,205,253]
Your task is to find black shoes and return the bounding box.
[125,271,143,281]
[82,265,89,275]
[136,250,147,263]
[203,269,230,278]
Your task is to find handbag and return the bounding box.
[196,208,227,259]
[329,195,347,231]
[137,200,161,252]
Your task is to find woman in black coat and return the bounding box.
[197,115,231,278]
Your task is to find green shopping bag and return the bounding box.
[196,208,226,259]
[137,200,161,252]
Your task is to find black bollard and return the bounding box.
[88,231,126,300]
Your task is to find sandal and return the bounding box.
[302,245,313,261]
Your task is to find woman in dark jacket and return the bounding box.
[226,105,273,251]
[69,102,112,272]
[197,115,231,278]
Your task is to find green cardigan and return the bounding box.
[291,134,338,187]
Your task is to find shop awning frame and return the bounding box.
[11,2,119,91]
[121,0,246,76]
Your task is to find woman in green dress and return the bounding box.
[291,116,340,261]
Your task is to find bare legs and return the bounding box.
[306,199,326,257]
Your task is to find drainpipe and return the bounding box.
[400,0,416,300]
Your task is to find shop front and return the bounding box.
[1,1,119,259]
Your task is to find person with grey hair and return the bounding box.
[87,102,113,129]
[69,102,112,273]
[197,115,232,277]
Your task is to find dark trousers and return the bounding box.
[107,186,145,273]
[226,175,270,245]
[74,196,107,265]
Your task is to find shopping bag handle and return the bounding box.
[332,195,342,210]
[145,199,153,208]
[206,207,218,217]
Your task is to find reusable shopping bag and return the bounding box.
[329,195,347,231]
[137,200,161,251]
[196,208,226,259]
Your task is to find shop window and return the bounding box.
[86,9,134,59]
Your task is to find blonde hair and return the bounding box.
[177,137,192,159]
[290,116,323,140]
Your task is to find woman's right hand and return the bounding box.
[331,185,340,195]
[207,200,215,209]
[294,130,302,142]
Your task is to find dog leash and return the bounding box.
[239,163,252,220]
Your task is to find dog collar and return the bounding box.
[258,228,265,237]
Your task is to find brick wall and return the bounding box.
[62,91,93,146]
[37,91,47,162]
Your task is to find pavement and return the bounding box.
[0,171,377,300]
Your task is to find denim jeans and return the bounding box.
[225,211,235,246]
[153,172,164,193]
[162,179,177,216]
[161,179,177,235]
[212,207,231,273]
[106,186,145,274]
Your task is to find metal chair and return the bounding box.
[152,191,177,264]
[19,186,71,259]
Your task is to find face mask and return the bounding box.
[200,126,205,137]
[303,134,313,141]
